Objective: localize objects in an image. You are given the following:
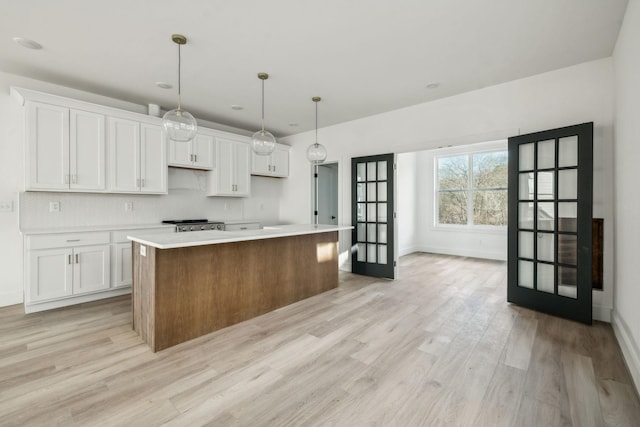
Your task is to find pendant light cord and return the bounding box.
[315,101,318,146]
[177,43,182,111]
[261,79,265,133]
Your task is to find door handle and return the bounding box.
[75,254,79,264]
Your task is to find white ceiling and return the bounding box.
[0,0,629,137]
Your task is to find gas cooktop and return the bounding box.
[162,219,224,232]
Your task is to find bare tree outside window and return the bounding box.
[437,150,507,226]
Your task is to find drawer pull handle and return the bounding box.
[66,239,81,242]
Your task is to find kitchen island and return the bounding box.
[128,224,351,352]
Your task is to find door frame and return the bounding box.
[310,161,341,225]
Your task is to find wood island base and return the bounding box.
[132,231,339,352]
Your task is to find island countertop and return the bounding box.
[128,224,353,249]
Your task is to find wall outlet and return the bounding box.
[49,201,60,212]
[0,201,13,212]
[124,202,133,211]
[140,245,146,257]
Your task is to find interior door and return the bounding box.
[508,122,593,324]
[352,154,395,279]
[316,163,339,225]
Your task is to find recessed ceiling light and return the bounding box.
[231,105,244,110]
[425,82,440,89]
[288,122,299,127]
[155,81,173,89]
[13,37,42,50]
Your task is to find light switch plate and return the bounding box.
[0,201,13,212]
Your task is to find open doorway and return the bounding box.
[313,162,339,225]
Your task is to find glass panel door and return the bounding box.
[352,153,395,279]
[508,122,593,324]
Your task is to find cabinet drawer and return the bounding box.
[28,232,110,250]
[225,223,260,231]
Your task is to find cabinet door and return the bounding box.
[213,137,235,195]
[234,141,251,196]
[73,245,111,295]
[108,117,140,192]
[70,109,106,191]
[26,102,70,190]
[28,248,73,302]
[167,139,192,168]
[192,133,214,170]
[271,146,290,177]
[140,123,167,194]
[251,151,271,176]
[114,242,132,288]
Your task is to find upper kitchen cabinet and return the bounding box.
[208,136,251,197]
[25,101,106,191]
[108,117,167,194]
[168,129,214,170]
[251,143,290,178]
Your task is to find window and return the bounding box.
[436,150,507,226]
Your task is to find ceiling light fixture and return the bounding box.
[251,73,276,156]
[155,81,173,89]
[13,37,42,50]
[307,97,327,164]
[162,34,197,142]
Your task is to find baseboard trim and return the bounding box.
[0,290,23,308]
[399,246,420,257]
[24,288,132,314]
[611,310,640,397]
[418,245,506,261]
[593,305,612,322]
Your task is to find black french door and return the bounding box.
[508,122,593,324]
[351,154,395,279]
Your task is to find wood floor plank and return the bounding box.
[561,350,605,427]
[0,252,637,426]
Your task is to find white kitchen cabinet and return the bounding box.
[113,242,133,288]
[108,117,167,194]
[26,101,106,191]
[168,130,214,170]
[251,143,289,178]
[26,233,110,304]
[208,136,251,197]
[224,222,261,231]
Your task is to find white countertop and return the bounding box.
[21,223,175,235]
[128,224,353,249]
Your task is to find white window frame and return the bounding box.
[434,140,508,230]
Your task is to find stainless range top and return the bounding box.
[162,219,224,232]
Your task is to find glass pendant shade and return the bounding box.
[307,96,327,164]
[162,34,197,142]
[307,142,327,164]
[163,108,197,142]
[251,129,276,156]
[252,72,276,156]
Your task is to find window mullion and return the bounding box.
[468,154,473,225]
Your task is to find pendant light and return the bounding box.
[307,96,327,164]
[162,34,197,142]
[251,72,276,156]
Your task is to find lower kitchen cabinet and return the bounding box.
[27,237,110,304]
[24,226,174,313]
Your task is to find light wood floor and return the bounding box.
[1,253,639,426]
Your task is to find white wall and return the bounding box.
[612,0,640,394]
[280,58,615,320]
[397,152,418,256]
[0,71,283,307]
